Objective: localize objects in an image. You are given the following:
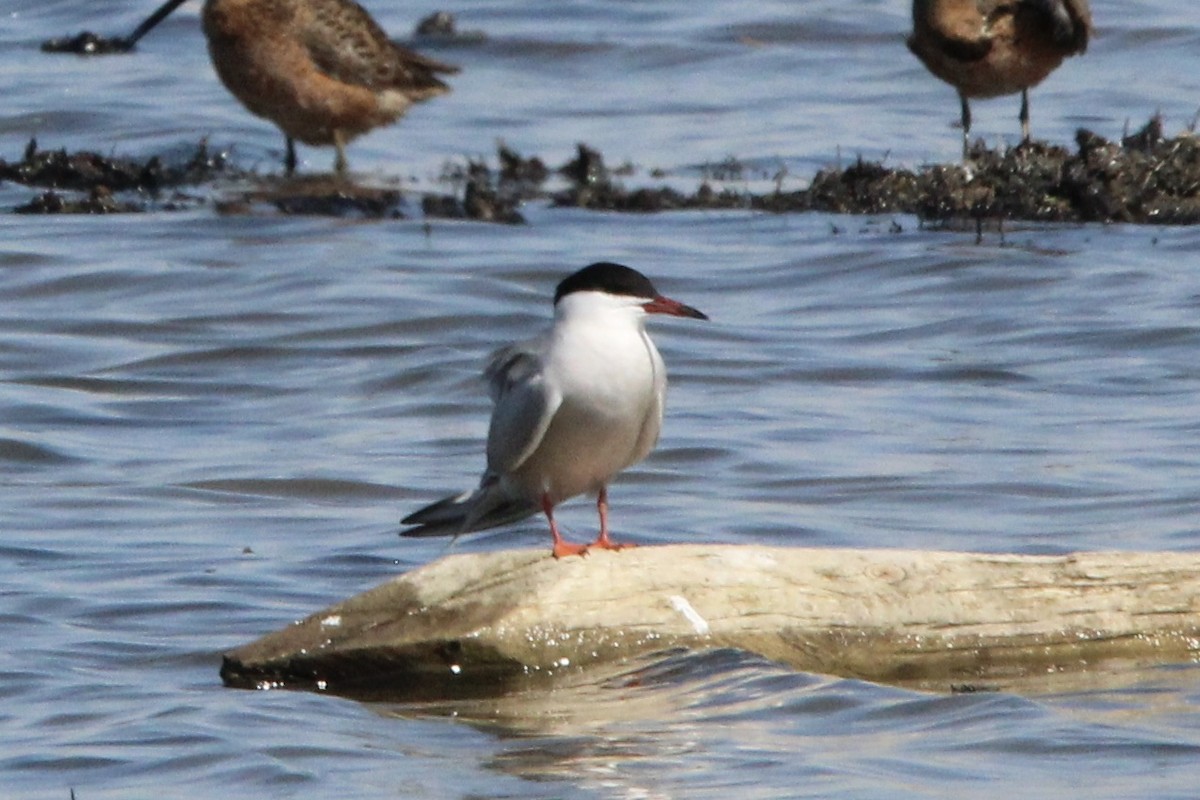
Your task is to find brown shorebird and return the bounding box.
[907,0,1092,158]
[129,0,458,175]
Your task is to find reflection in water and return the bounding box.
[374,649,1200,797]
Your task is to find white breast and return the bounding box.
[507,302,666,504]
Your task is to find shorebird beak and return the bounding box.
[643,295,709,320]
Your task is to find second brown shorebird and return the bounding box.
[130,0,458,175]
[907,0,1092,158]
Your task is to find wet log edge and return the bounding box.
[220,544,1200,696]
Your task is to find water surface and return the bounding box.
[4,1,1200,797]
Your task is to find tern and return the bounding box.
[401,262,708,558]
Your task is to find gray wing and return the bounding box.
[483,341,562,475]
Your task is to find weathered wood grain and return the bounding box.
[220,545,1200,696]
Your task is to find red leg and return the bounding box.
[589,486,635,551]
[544,494,587,559]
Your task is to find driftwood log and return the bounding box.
[220,545,1200,697]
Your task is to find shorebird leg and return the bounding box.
[284,136,298,176]
[544,494,587,559]
[333,130,349,175]
[959,92,972,160]
[1019,88,1031,143]
[588,486,635,551]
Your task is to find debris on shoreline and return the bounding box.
[2,117,1198,224]
[781,117,1200,226]
[425,117,1200,225]
[40,30,137,55]
[1,138,230,213]
[420,145,542,224]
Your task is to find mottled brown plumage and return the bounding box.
[907,0,1091,158]
[201,0,458,174]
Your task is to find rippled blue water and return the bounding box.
[4,0,1200,797]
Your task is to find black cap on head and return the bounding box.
[554,262,657,305]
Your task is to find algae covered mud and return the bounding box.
[4,115,1200,224]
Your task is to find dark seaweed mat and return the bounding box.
[5,117,1199,223]
[433,118,1200,225]
[1,138,230,213]
[547,117,1200,225]
[40,31,137,55]
[0,138,409,218]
